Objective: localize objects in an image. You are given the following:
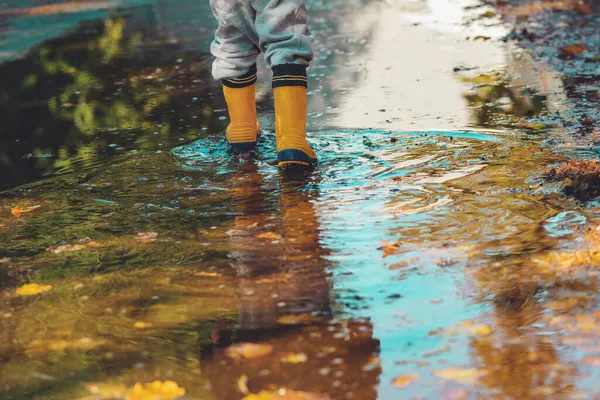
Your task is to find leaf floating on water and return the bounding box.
[225,343,274,360]
[256,232,282,240]
[559,43,586,58]
[433,367,486,385]
[16,283,53,296]
[133,321,153,329]
[392,374,420,388]
[379,240,400,257]
[431,321,492,337]
[125,380,186,400]
[11,204,41,217]
[242,389,330,400]
[281,352,308,364]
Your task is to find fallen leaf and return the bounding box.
[481,11,496,17]
[16,283,53,296]
[559,43,586,58]
[225,343,274,360]
[431,321,492,336]
[70,337,106,350]
[195,271,219,277]
[133,322,153,329]
[87,241,102,248]
[26,339,70,354]
[242,389,330,400]
[238,374,250,395]
[281,352,308,363]
[392,374,420,388]
[256,232,282,240]
[87,383,128,398]
[26,337,106,354]
[125,381,185,400]
[473,35,491,41]
[379,240,400,257]
[433,367,486,385]
[11,204,41,217]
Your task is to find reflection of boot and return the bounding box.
[223,65,261,152]
[278,184,330,316]
[273,65,317,168]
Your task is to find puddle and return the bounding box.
[2,0,600,399]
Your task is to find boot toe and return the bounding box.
[277,149,318,168]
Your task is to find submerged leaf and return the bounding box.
[242,389,330,400]
[225,343,274,360]
[238,374,250,395]
[256,232,282,240]
[11,204,41,217]
[16,283,53,296]
[125,380,185,400]
[281,352,308,363]
[392,374,420,388]
[433,367,485,385]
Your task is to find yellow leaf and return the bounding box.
[26,339,70,355]
[380,240,400,257]
[11,204,41,217]
[242,389,330,400]
[256,232,282,240]
[281,352,308,363]
[194,271,219,277]
[433,367,485,385]
[392,374,420,388]
[277,314,323,325]
[16,283,53,296]
[238,374,250,395]
[225,343,274,360]
[134,322,153,329]
[125,381,185,400]
[87,383,128,397]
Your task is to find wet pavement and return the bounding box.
[1,0,600,399]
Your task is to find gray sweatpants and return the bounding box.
[209,0,314,80]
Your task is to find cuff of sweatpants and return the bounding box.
[222,64,257,88]
[272,64,307,89]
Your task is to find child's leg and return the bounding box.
[253,0,317,168]
[210,0,262,152]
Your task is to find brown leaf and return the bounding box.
[392,374,420,388]
[559,43,586,58]
[473,35,491,41]
[256,232,282,240]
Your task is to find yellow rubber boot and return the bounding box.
[223,78,261,152]
[274,86,317,168]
